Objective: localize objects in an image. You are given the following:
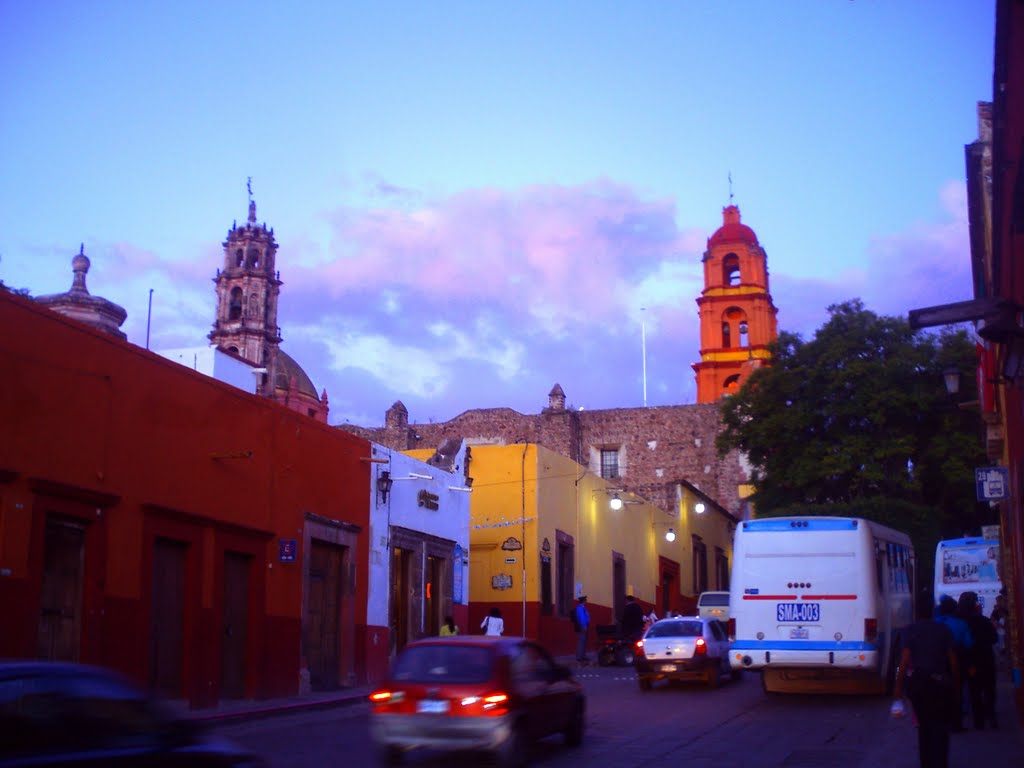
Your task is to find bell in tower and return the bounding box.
[692,205,779,403]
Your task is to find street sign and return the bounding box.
[278,539,298,563]
[975,467,1009,501]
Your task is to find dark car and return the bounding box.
[369,635,585,767]
[0,661,264,767]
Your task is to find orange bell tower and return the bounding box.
[693,205,778,403]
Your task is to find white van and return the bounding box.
[697,591,730,622]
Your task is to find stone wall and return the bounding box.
[339,393,749,518]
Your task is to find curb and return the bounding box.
[189,691,370,725]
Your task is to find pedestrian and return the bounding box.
[574,595,591,666]
[990,592,1008,655]
[439,615,459,636]
[892,590,959,768]
[480,607,504,636]
[934,594,972,731]
[621,594,645,642]
[958,591,998,729]
[643,610,659,633]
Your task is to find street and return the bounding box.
[210,665,1019,768]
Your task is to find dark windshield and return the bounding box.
[646,620,703,638]
[699,593,730,607]
[392,645,495,684]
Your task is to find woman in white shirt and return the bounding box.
[481,607,504,636]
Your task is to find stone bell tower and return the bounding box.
[693,205,778,403]
[208,185,282,397]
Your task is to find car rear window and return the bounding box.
[392,645,495,684]
[699,593,730,606]
[646,620,703,638]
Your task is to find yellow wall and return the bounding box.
[406,444,736,622]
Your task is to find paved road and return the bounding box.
[213,664,1021,767]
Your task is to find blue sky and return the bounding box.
[0,1,994,426]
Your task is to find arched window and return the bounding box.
[228,346,239,354]
[234,249,243,267]
[246,247,260,269]
[739,320,749,348]
[228,287,243,320]
[723,374,741,396]
[722,253,740,287]
[722,306,748,349]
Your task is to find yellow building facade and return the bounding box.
[408,443,737,657]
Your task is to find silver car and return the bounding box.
[634,616,734,690]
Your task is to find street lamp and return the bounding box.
[695,502,706,514]
[609,494,623,511]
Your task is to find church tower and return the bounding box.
[692,205,778,403]
[208,190,282,397]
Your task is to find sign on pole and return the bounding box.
[975,467,1009,501]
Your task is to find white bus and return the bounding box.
[934,537,1001,614]
[728,517,914,694]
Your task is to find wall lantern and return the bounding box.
[694,502,706,514]
[377,470,394,504]
[943,367,961,396]
[609,494,623,511]
[665,528,676,542]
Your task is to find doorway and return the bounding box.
[150,537,187,698]
[221,551,250,699]
[36,517,86,661]
[305,539,346,690]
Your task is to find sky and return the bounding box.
[0,1,996,428]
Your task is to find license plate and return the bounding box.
[790,627,810,639]
[417,699,449,714]
[660,664,676,672]
[777,602,820,622]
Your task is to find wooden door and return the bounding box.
[36,518,85,661]
[150,538,187,698]
[221,552,250,699]
[306,540,343,690]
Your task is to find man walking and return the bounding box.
[574,595,591,666]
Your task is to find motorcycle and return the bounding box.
[596,624,638,666]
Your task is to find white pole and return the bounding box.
[641,308,647,407]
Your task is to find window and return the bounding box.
[600,449,620,479]
[739,321,749,347]
[228,287,243,320]
[540,554,553,615]
[723,374,741,396]
[556,530,575,618]
[714,547,729,590]
[722,321,732,348]
[692,535,708,594]
[722,253,741,286]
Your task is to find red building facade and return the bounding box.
[0,290,372,707]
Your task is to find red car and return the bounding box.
[369,635,585,767]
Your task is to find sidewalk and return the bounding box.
[864,666,1023,768]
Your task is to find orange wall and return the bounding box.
[0,291,372,704]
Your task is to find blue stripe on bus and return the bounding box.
[730,641,877,651]
[741,518,859,532]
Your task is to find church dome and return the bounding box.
[708,205,759,247]
[274,349,320,400]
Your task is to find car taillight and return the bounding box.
[864,618,878,643]
[462,692,509,716]
[694,637,707,656]
[727,618,736,640]
[635,639,645,658]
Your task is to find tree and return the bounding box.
[717,300,993,566]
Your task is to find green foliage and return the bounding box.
[718,300,994,543]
